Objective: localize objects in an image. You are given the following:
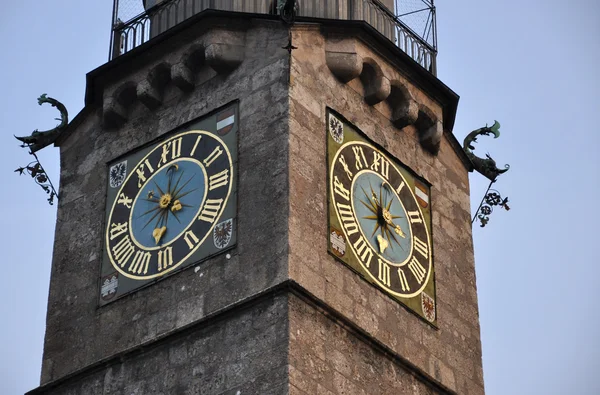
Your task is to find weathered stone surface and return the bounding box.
[34,295,290,395]
[40,20,290,385]
[288,27,483,395]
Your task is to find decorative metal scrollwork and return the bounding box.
[14,94,65,205]
[476,188,510,227]
[464,120,511,228]
[15,158,58,205]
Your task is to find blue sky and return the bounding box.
[1,1,598,394]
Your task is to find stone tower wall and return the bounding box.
[287,26,484,394]
[31,11,483,395]
[41,19,291,386]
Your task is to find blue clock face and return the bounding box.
[330,140,432,298]
[130,159,207,249]
[105,130,234,280]
[351,171,412,265]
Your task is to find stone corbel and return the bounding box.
[388,83,418,129]
[103,82,136,129]
[363,73,390,105]
[203,30,246,74]
[136,79,163,111]
[171,63,195,92]
[103,97,128,129]
[325,51,363,83]
[205,44,245,74]
[137,63,171,110]
[415,105,443,154]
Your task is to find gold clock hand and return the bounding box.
[376,234,389,254]
[153,226,167,245]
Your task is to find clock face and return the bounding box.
[100,103,238,304]
[327,110,436,324]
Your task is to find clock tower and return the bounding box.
[28,1,485,394]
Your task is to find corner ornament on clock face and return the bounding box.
[330,141,432,298]
[106,130,233,280]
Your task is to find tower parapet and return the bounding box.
[111,0,437,73]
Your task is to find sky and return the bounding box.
[0,1,598,394]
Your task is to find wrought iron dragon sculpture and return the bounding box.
[14,94,67,205]
[463,121,510,227]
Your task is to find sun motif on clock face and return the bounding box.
[327,110,436,324]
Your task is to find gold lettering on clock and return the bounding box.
[129,251,152,275]
[117,193,133,209]
[203,146,224,168]
[183,230,200,250]
[352,146,369,170]
[407,210,422,224]
[190,135,202,157]
[198,199,223,223]
[408,256,427,284]
[353,236,373,268]
[371,151,389,180]
[338,155,353,180]
[333,176,350,201]
[109,222,128,240]
[158,247,173,272]
[413,236,429,259]
[158,137,183,167]
[136,159,155,188]
[208,169,229,191]
[397,268,410,292]
[112,236,135,267]
[378,259,391,287]
[396,181,406,194]
[336,203,359,236]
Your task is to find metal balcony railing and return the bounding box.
[110,0,437,75]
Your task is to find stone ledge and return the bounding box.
[27,280,456,395]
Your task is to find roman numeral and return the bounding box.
[396,181,405,194]
[117,193,132,209]
[408,256,427,284]
[198,199,223,223]
[203,146,223,168]
[183,230,200,250]
[112,235,135,268]
[128,251,152,275]
[208,169,229,191]
[190,135,202,157]
[336,203,358,236]
[413,236,429,259]
[353,236,373,268]
[352,146,368,170]
[158,137,183,167]
[338,155,353,180]
[333,176,350,201]
[371,151,389,180]
[378,259,391,287]
[109,222,128,240]
[158,247,173,272]
[408,210,422,224]
[397,268,410,292]
[136,159,155,188]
